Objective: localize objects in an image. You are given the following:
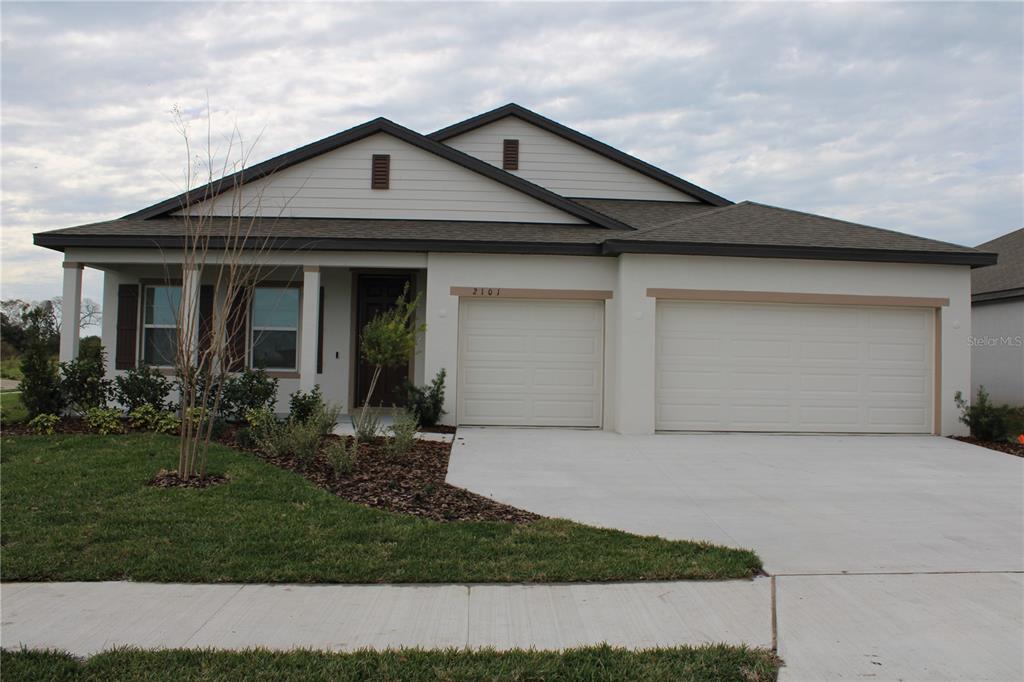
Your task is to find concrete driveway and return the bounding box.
[447,429,1024,680]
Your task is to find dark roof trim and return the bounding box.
[601,238,999,267]
[35,230,995,266]
[972,287,1024,304]
[33,232,604,257]
[429,103,733,207]
[123,117,631,230]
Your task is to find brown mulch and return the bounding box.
[241,434,540,524]
[147,469,230,489]
[2,417,94,436]
[951,436,1024,458]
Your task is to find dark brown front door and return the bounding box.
[354,273,413,408]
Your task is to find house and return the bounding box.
[35,103,996,435]
[971,228,1023,405]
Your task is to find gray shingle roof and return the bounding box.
[611,201,985,254]
[972,228,1024,302]
[569,199,719,229]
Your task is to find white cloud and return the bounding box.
[1,0,1021,307]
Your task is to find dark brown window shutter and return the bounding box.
[502,139,519,170]
[316,286,325,374]
[371,154,390,189]
[115,284,139,370]
[226,288,251,372]
[197,285,214,359]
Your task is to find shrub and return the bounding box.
[19,343,64,418]
[326,438,358,479]
[234,426,256,449]
[84,407,124,435]
[220,369,278,422]
[280,419,322,469]
[405,368,447,427]
[59,347,111,415]
[114,365,173,412]
[27,413,60,435]
[128,404,180,434]
[385,408,418,458]
[289,386,324,424]
[955,387,1014,441]
[311,402,344,437]
[353,410,382,442]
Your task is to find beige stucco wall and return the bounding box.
[971,299,1024,406]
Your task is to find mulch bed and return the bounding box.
[147,469,230,489]
[951,436,1024,458]
[241,434,540,524]
[2,418,95,436]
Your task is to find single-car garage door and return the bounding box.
[458,299,604,426]
[656,301,935,433]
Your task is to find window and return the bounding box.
[142,285,180,366]
[371,154,390,189]
[250,287,299,370]
[502,139,519,170]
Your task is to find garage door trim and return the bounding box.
[646,288,948,308]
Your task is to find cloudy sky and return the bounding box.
[2,1,1022,323]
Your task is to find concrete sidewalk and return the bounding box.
[0,580,771,655]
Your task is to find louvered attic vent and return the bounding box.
[502,139,519,170]
[371,154,390,189]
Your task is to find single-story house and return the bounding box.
[36,103,997,435]
[971,228,1023,405]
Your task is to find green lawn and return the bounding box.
[1,390,27,425]
[1,355,24,381]
[0,433,761,583]
[0,646,780,682]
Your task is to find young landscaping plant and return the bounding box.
[27,413,60,435]
[355,284,425,436]
[113,365,173,412]
[406,368,446,427]
[59,346,111,415]
[386,408,418,458]
[19,305,64,418]
[955,386,1015,441]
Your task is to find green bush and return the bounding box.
[128,404,180,434]
[84,407,124,435]
[311,402,344,437]
[27,413,60,435]
[406,368,447,427]
[59,346,111,415]
[288,386,324,424]
[221,368,278,421]
[114,365,173,412]
[955,387,1015,441]
[19,344,64,418]
[280,419,322,469]
[234,426,256,449]
[326,438,358,478]
[385,408,418,458]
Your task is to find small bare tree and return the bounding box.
[165,104,293,480]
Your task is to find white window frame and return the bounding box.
[140,284,180,368]
[249,286,301,372]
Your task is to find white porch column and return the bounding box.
[181,265,201,365]
[59,262,83,363]
[300,266,321,392]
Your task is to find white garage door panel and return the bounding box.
[656,301,934,433]
[458,299,604,426]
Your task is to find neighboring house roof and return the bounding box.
[428,103,732,207]
[972,228,1024,303]
[601,201,997,266]
[123,117,631,230]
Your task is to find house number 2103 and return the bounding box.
[472,288,502,296]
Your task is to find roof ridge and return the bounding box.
[429,103,733,207]
[122,116,631,230]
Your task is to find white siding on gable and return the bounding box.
[444,117,699,202]
[177,132,585,224]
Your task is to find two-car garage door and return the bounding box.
[655,301,935,433]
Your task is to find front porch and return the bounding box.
[58,253,428,415]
